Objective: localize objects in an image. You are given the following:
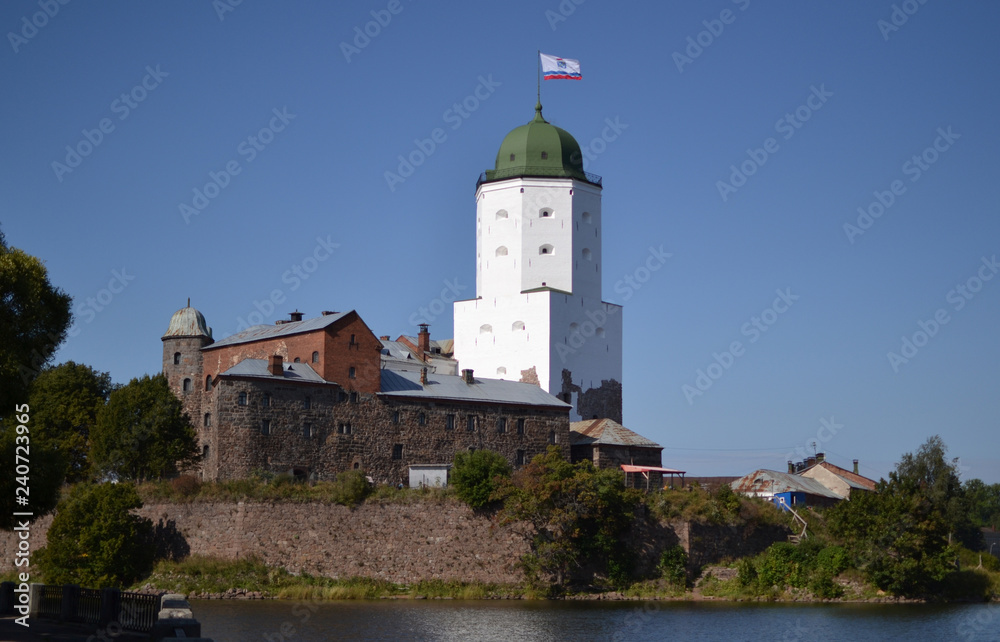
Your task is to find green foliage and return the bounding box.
[27,361,113,482]
[36,482,154,588]
[0,233,73,412]
[329,470,372,506]
[963,478,1000,531]
[90,374,199,481]
[734,540,846,599]
[657,545,688,587]
[451,449,511,508]
[497,446,642,588]
[0,425,66,530]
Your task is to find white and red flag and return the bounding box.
[540,53,581,80]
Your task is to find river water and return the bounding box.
[191,598,999,641]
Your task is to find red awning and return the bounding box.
[621,465,686,474]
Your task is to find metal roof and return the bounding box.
[570,419,662,449]
[206,311,352,349]
[218,359,329,383]
[379,369,570,408]
[731,469,841,499]
[163,305,212,339]
[621,464,685,474]
[806,461,878,491]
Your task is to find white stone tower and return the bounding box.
[454,103,622,422]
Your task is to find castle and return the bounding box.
[163,104,650,485]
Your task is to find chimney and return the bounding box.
[268,355,283,377]
[417,324,430,361]
[379,335,390,341]
[788,460,795,474]
[853,459,859,474]
[806,456,817,468]
[420,367,428,386]
[289,310,304,322]
[462,368,475,384]
[817,452,825,463]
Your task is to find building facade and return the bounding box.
[453,104,623,423]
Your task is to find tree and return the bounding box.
[27,361,113,482]
[35,482,154,588]
[90,374,199,481]
[497,446,642,588]
[963,479,1000,531]
[0,230,73,411]
[451,449,511,508]
[0,424,66,530]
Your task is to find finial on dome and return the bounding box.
[534,101,545,123]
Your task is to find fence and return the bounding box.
[0,582,161,634]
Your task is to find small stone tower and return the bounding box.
[162,300,213,431]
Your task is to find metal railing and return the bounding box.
[37,584,62,618]
[76,587,101,626]
[119,591,160,633]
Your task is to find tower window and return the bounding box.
[238,392,247,406]
[304,423,313,438]
[496,209,508,220]
[480,324,493,334]
[349,366,356,379]
[539,208,553,218]
[549,430,556,444]
[392,410,400,424]
[293,357,300,363]
[418,412,426,426]
[509,153,515,162]
[495,246,508,257]
[392,444,403,460]
[497,417,507,434]
[262,394,271,408]
[204,413,211,427]
[467,416,476,432]
[203,444,209,459]
[496,366,507,375]
[205,375,212,391]
[582,248,592,261]
[517,418,525,435]
[539,244,553,255]
[338,422,352,435]
[512,320,525,331]
[261,420,271,436]
[182,378,192,392]
[582,211,592,223]
[541,151,548,160]
[446,414,455,431]
[312,351,319,363]
[173,352,181,365]
[304,396,311,409]
[516,449,525,466]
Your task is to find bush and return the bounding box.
[657,546,688,587]
[330,470,371,506]
[451,449,511,508]
[171,474,201,497]
[35,482,154,588]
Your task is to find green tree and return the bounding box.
[497,446,642,588]
[451,449,511,508]
[27,361,113,482]
[0,230,73,411]
[962,478,1000,531]
[90,374,199,481]
[35,482,154,588]
[0,424,66,530]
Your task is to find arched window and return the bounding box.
[182,378,191,392]
[582,248,592,261]
[496,209,508,220]
[204,413,211,427]
[539,244,553,255]
[173,352,181,365]
[312,351,319,363]
[541,151,548,160]
[205,375,212,391]
[480,324,493,334]
[539,208,553,218]
[512,320,525,331]
[496,366,507,375]
[582,211,592,223]
[570,322,579,331]
[596,327,606,338]
[495,246,508,257]
[293,357,300,363]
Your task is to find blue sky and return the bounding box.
[3,1,998,483]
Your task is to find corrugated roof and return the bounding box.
[219,359,329,383]
[731,469,841,499]
[814,461,877,490]
[569,419,662,449]
[379,369,569,408]
[206,311,352,349]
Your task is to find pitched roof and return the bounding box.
[379,369,569,408]
[217,359,329,384]
[808,461,877,491]
[205,311,352,350]
[569,419,662,449]
[731,469,841,499]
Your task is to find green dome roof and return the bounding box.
[480,103,600,187]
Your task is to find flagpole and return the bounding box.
[536,50,541,107]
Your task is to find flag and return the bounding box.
[540,53,581,80]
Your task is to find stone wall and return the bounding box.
[0,501,788,585]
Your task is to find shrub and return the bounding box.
[451,449,511,508]
[171,474,202,497]
[657,546,688,587]
[330,470,371,506]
